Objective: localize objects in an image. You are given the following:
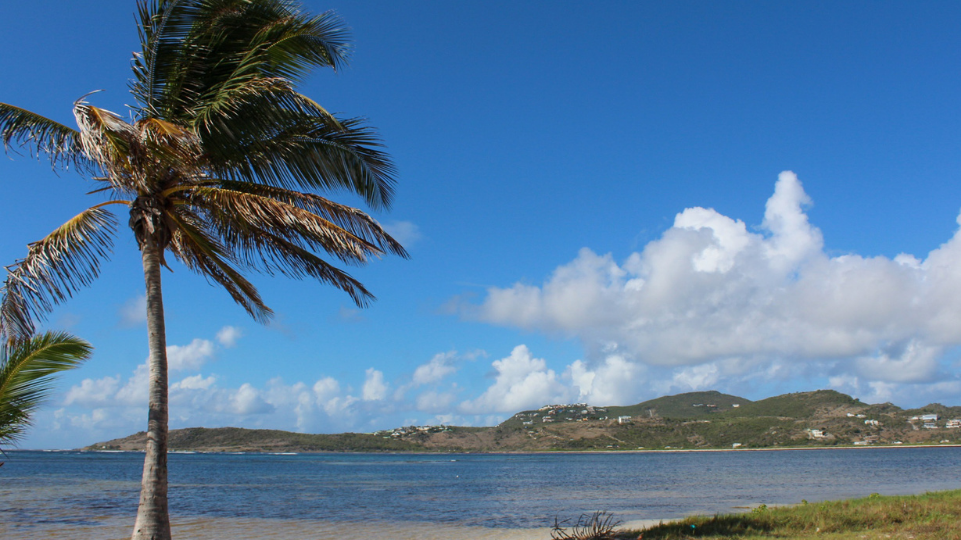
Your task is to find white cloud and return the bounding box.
[167,339,215,371]
[567,354,644,405]
[670,363,721,391]
[469,171,961,399]
[115,364,149,406]
[459,345,571,414]
[412,352,458,385]
[231,384,274,415]
[63,376,120,407]
[415,390,457,412]
[216,326,243,348]
[171,374,216,391]
[362,368,388,401]
[854,340,942,383]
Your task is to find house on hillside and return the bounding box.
[946,419,961,429]
[864,419,880,426]
[618,416,633,425]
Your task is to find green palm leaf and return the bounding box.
[0,331,91,447]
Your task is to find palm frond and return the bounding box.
[165,209,272,322]
[256,8,351,79]
[0,331,91,446]
[133,1,348,120]
[189,186,384,264]
[245,229,375,307]
[73,102,139,185]
[213,180,408,258]
[192,76,341,133]
[1,208,117,341]
[131,0,205,116]
[135,117,202,171]
[0,102,89,171]
[209,113,396,209]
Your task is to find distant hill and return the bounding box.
[86,390,961,453]
[88,427,426,453]
[610,390,749,419]
[724,389,860,419]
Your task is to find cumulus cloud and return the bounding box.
[167,339,215,371]
[459,345,571,414]
[362,368,388,401]
[567,354,644,405]
[64,376,120,407]
[415,390,457,412]
[231,384,274,415]
[469,171,961,397]
[412,352,458,385]
[216,326,243,348]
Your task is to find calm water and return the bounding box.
[2,447,961,539]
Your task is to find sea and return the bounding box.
[3,446,961,540]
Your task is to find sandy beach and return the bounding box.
[1,516,669,540]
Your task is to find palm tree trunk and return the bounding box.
[131,239,171,540]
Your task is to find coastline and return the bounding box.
[58,442,961,454]
[1,515,590,540]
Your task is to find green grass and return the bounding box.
[620,490,961,539]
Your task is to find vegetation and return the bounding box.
[88,389,961,453]
[89,426,427,453]
[553,511,621,540]
[621,489,961,539]
[0,1,405,538]
[727,390,861,419]
[0,332,91,452]
[610,390,748,419]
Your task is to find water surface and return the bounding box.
[3,447,960,539]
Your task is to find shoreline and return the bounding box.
[0,514,672,540]
[21,442,960,454]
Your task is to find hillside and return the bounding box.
[611,390,749,419]
[86,390,961,453]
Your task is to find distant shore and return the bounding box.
[61,442,961,454]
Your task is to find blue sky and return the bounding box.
[3,1,961,449]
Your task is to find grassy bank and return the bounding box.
[619,489,961,539]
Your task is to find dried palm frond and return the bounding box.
[1,208,116,341]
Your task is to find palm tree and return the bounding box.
[0,1,407,538]
[0,332,92,457]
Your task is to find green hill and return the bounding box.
[88,427,427,452]
[721,389,862,419]
[609,390,750,419]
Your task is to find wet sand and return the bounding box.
[1,515,669,540]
